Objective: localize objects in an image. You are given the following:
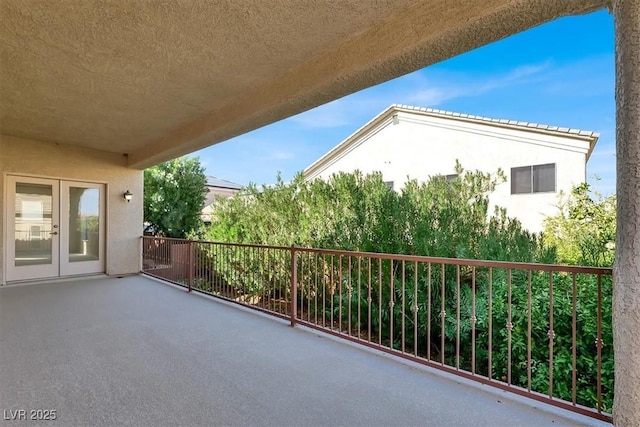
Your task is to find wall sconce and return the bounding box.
[123,190,133,203]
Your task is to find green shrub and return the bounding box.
[543,183,615,267]
[196,168,612,412]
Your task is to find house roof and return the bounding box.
[304,104,600,177]
[0,1,606,169]
[206,176,243,190]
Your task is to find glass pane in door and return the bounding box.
[14,182,53,266]
[68,187,100,262]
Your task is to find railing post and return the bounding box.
[139,236,144,273]
[290,245,297,327]
[187,240,194,293]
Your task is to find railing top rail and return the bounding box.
[140,236,613,275]
[294,247,613,275]
[142,236,191,243]
[142,235,293,250]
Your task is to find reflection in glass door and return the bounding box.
[68,187,100,262]
[60,182,105,276]
[6,176,60,281]
[16,183,54,265]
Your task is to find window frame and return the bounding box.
[510,163,556,195]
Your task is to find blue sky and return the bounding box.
[195,10,615,195]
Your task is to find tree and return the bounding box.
[144,157,207,238]
[542,183,616,267]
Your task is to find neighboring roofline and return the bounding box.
[303,104,600,178]
[206,176,243,190]
[209,184,241,190]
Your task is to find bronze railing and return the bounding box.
[142,237,613,421]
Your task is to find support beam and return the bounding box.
[613,0,640,425]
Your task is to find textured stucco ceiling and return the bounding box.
[0,0,608,168]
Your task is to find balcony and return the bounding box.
[0,273,610,426]
[4,236,614,424]
[143,238,614,419]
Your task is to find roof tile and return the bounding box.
[391,104,597,138]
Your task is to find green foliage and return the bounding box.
[543,183,616,267]
[144,157,207,238]
[195,168,613,412]
[482,270,612,411]
[203,164,540,261]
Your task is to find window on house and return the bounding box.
[511,163,556,194]
[445,174,458,182]
[384,181,394,191]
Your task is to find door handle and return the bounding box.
[49,231,58,235]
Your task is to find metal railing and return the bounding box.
[142,236,613,421]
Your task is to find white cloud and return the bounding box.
[408,87,451,106]
[541,54,613,96]
[409,62,550,105]
[288,62,551,130]
[265,150,294,160]
[289,99,353,128]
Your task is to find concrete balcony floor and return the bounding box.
[0,276,611,426]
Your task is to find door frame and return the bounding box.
[4,174,107,283]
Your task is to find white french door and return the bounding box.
[6,176,105,282]
[6,176,59,281]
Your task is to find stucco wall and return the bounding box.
[0,135,143,283]
[310,113,591,232]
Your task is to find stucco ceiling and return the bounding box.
[0,0,608,169]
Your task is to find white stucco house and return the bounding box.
[304,105,600,233]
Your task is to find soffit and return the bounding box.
[0,0,608,168]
